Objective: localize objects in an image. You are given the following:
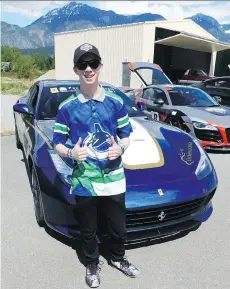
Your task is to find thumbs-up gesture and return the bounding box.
[108,136,122,160]
[72,137,88,161]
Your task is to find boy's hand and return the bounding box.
[108,136,122,160]
[72,137,88,161]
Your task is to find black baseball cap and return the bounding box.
[73,43,101,66]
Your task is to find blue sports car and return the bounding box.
[13,80,218,243]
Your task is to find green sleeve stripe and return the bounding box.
[54,124,69,132]
[117,122,130,129]
[117,115,129,126]
[53,129,68,135]
[118,114,128,122]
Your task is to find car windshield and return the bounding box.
[198,70,207,76]
[38,84,144,120]
[136,68,172,86]
[168,87,219,107]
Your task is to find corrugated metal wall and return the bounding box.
[55,20,215,87]
[55,23,147,87]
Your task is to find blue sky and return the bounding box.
[1,1,230,27]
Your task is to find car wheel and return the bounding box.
[31,166,45,227]
[15,125,22,150]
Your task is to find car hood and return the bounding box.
[174,106,230,127]
[36,117,216,208]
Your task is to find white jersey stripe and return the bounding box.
[92,178,126,196]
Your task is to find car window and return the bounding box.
[214,80,230,88]
[205,78,230,88]
[168,87,219,107]
[190,70,198,76]
[143,88,156,101]
[157,89,169,104]
[38,84,144,120]
[28,85,39,111]
[197,70,207,76]
[135,68,171,86]
[143,88,169,104]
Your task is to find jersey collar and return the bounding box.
[77,85,105,103]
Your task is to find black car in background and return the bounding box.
[192,77,230,107]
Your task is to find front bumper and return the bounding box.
[41,188,216,243]
[196,126,230,152]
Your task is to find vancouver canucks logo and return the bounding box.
[84,123,112,160]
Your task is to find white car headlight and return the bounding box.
[193,139,213,180]
[193,121,218,131]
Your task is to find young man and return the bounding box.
[53,43,140,288]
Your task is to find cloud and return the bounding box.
[1,1,230,24]
[1,1,66,18]
[94,1,230,23]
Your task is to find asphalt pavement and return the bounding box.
[1,136,230,289]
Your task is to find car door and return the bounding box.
[142,87,170,121]
[22,84,40,157]
[204,78,230,106]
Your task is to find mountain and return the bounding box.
[186,13,230,42]
[1,2,164,49]
[1,2,230,50]
[1,21,39,49]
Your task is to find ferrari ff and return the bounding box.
[13,80,218,243]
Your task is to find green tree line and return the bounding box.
[1,45,55,79]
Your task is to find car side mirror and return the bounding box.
[13,103,34,116]
[137,102,146,111]
[153,98,164,105]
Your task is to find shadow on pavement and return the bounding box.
[43,222,201,267]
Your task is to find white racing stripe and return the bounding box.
[120,119,164,168]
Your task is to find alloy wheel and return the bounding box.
[31,166,45,227]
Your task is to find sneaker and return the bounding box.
[85,261,102,288]
[110,257,140,278]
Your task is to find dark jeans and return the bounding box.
[75,193,127,265]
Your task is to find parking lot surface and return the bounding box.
[1,136,230,289]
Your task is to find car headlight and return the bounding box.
[193,121,218,131]
[48,150,73,186]
[193,139,213,180]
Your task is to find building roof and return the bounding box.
[155,32,230,52]
[54,19,206,36]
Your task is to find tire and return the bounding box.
[15,125,22,150]
[31,166,45,227]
